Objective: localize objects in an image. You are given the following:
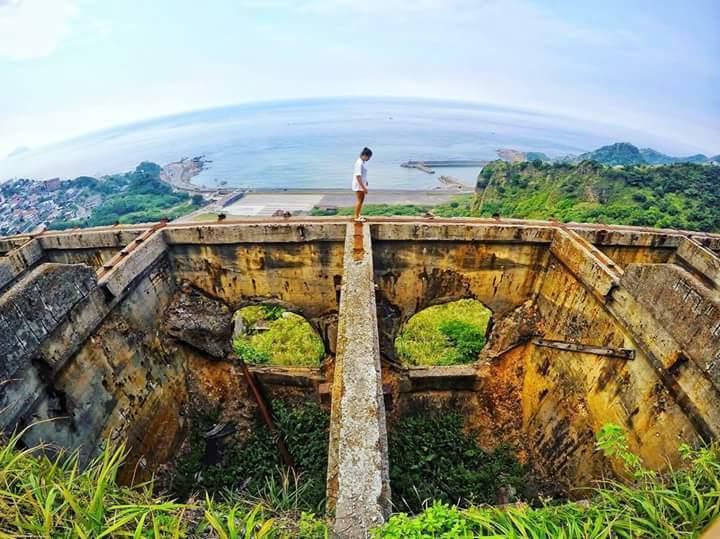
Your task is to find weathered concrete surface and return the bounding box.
[673,237,720,290]
[0,263,96,430]
[164,286,233,358]
[99,230,168,297]
[524,254,704,488]
[622,264,720,372]
[21,255,181,468]
[373,228,549,360]
[0,239,45,294]
[39,228,145,268]
[167,228,344,320]
[328,223,390,538]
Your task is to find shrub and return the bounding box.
[438,320,486,363]
[234,339,271,364]
[388,411,526,513]
[233,306,325,367]
[173,399,330,512]
[395,299,491,366]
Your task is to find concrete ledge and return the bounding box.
[0,236,32,255]
[164,223,347,245]
[247,366,325,387]
[99,231,168,297]
[405,365,477,391]
[38,229,144,250]
[550,228,621,299]
[327,222,390,537]
[370,222,555,243]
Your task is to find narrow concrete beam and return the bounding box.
[550,228,620,300]
[674,237,720,291]
[98,230,168,297]
[327,222,390,538]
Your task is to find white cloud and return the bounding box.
[0,0,79,60]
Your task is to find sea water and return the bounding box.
[0,97,618,189]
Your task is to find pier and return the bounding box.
[400,159,490,174]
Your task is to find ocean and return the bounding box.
[0,98,621,190]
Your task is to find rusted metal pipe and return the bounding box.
[235,354,296,470]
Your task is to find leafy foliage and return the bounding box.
[388,411,526,513]
[376,425,720,538]
[233,306,325,367]
[395,299,491,366]
[173,399,330,513]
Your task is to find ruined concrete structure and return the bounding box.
[1,218,720,538]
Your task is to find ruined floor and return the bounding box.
[1,217,719,538]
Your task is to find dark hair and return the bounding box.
[361,147,373,157]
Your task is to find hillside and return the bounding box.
[475,160,720,232]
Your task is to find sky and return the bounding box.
[0,0,718,158]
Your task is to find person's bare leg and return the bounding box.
[354,191,365,220]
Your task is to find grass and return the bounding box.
[395,299,492,366]
[309,196,475,218]
[376,424,720,538]
[2,418,718,537]
[232,305,325,367]
[0,429,330,538]
[192,212,222,222]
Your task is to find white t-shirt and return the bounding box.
[352,157,368,191]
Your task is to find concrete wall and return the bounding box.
[20,255,183,469]
[2,219,720,521]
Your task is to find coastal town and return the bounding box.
[0,176,103,236]
[0,157,214,236]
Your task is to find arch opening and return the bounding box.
[231,304,326,367]
[394,298,492,366]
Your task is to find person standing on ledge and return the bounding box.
[353,147,372,221]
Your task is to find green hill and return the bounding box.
[475,160,720,232]
[544,142,713,166]
[576,142,646,165]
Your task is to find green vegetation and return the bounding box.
[0,428,329,538]
[395,299,491,366]
[476,160,720,232]
[173,399,330,515]
[48,161,204,230]
[232,305,325,367]
[377,424,720,538]
[389,411,526,514]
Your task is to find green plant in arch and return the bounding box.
[395,299,491,366]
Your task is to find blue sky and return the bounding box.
[0,0,718,157]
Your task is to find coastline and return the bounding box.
[160,156,215,193]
